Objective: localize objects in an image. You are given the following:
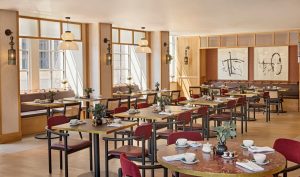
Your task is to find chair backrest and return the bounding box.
[134,123,152,140]
[137,102,150,109]
[236,97,246,106]
[263,92,270,100]
[120,153,141,177]
[107,98,121,111]
[171,90,180,100]
[177,111,192,125]
[220,88,228,96]
[197,106,208,116]
[167,131,203,145]
[268,90,279,99]
[63,102,81,119]
[177,97,187,102]
[226,100,236,109]
[114,106,128,114]
[211,88,221,96]
[146,93,157,105]
[191,94,200,99]
[47,116,69,129]
[273,138,300,164]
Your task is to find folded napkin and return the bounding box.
[181,107,193,110]
[107,123,122,127]
[248,146,275,153]
[162,154,185,162]
[159,112,173,115]
[236,160,264,172]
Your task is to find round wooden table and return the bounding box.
[157,141,286,177]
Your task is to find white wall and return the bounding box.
[88,23,100,97]
[151,31,161,88]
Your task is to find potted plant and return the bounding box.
[214,121,236,155]
[155,82,160,91]
[84,88,94,98]
[156,96,171,112]
[47,91,56,103]
[89,103,106,126]
[239,85,246,94]
[127,76,133,94]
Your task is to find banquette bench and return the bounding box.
[21,90,75,136]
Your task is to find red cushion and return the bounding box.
[109,145,148,158]
[120,154,142,177]
[157,129,179,138]
[51,139,91,152]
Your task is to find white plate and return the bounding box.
[175,143,189,148]
[251,159,270,165]
[180,159,199,164]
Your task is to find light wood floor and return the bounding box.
[0,111,299,177]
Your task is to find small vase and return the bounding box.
[216,142,228,155]
[93,117,103,126]
[156,87,159,91]
[50,98,54,103]
[87,94,90,98]
[160,104,165,112]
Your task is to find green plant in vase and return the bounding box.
[239,85,246,94]
[155,82,160,91]
[84,88,94,98]
[127,76,133,93]
[89,103,106,126]
[157,95,171,112]
[214,121,236,155]
[47,91,56,103]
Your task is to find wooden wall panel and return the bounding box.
[248,47,254,81]
[160,31,170,89]
[99,23,112,97]
[205,49,218,81]
[289,46,299,82]
[176,36,200,96]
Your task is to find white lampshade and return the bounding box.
[61,31,75,41]
[58,41,79,50]
[136,38,152,53]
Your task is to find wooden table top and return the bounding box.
[113,105,198,121]
[22,100,78,108]
[63,97,108,102]
[113,90,172,97]
[52,119,138,135]
[225,92,259,98]
[157,140,285,177]
[180,98,231,107]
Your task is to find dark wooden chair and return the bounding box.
[63,102,83,139]
[106,98,121,117]
[46,116,92,177]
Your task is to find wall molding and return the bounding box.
[0,131,22,144]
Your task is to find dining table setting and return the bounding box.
[157,138,285,177]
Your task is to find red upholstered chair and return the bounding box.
[176,97,187,105]
[47,116,92,177]
[103,123,153,177]
[191,94,200,99]
[233,97,247,134]
[220,88,229,96]
[248,92,270,121]
[119,153,168,177]
[114,106,128,114]
[273,138,300,177]
[191,106,208,138]
[137,102,150,109]
[167,131,203,145]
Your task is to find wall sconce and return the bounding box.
[104,38,112,65]
[5,29,16,65]
[184,46,190,65]
[164,42,173,64]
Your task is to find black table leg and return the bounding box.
[86,101,90,119]
[94,134,100,177]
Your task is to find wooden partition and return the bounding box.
[176,36,201,97]
[99,23,113,97]
[160,31,170,89]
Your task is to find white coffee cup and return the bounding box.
[243,140,254,147]
[184,153,196,162]
[253,153,266,164]
[176,138,187,146]
[70,119,78,125]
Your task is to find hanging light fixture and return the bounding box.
[5,29,16,65]
[104,38,112,65]
[135,27,152,53]
[164,42,173,64]
[184,46,190,65]
[59,17,78,50]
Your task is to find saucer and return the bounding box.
[240,144,252,149]
[175,143,189,148]
[180,158,199,164]
[251,159,270,165]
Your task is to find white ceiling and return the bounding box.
[1,0,300,35]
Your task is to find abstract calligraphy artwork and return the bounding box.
[254,46,288,81]
[218,48,248,80]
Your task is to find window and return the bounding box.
[19,38,30,90]
[39,40,64,89]
[169,36,177,82]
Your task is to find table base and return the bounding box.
[34,132,60,139]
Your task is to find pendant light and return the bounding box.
[135,27,152,53]
[59,17,78,50]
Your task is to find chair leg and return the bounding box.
[64,152,68,177]
[105,140,109,177]
[79,132,83,139]
[89,134,93,171]
[114,133,117,149]
[48,148,52,174]
[60,150,63,170]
